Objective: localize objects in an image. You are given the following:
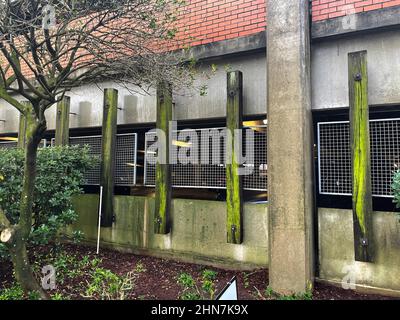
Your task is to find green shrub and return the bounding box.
[85,268,135,300]
[391,170,400,221]
[0,284,24,300]
[177,270,218,300]
[0,145,96,257]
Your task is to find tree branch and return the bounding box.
[0,88,27,114]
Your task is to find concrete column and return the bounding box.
[266,0,314,294]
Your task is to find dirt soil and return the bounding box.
[0,244,397,300]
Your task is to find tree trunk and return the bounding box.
[6,107,48,299]
[8,234,48,299]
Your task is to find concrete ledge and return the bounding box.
[181,32,266,61]
[316,278,400,298]
[176,6,400,61]
[312,5,400,40]
[77,238,266,271]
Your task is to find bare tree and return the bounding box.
[0,0,192,299]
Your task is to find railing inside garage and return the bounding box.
[0,141,18,149]
[143,126,267,191]
[0,139,47,149]
[317,118,400,198]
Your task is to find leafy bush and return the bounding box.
[177,269,218,300]
[85,268,135,300]
[0,145,96,255]
[261,285,313,300]
[0,284,24,300]
[391,170,400,221]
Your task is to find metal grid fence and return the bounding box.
[144,126,267,191]
[115,133,137,186]
[243,126,267,190]
[69,135,102,185]
[68,133,137,186]
[317,118,400,197]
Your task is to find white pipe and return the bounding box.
[96,186,103,255]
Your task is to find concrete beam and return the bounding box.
[267,0,314,294]
[183,32,266,61]
[312,5,400,40]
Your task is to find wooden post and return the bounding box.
[226,71,243,244]
[55,96,70,146]
[100,88,118,227]
[154,81,172,234]
[17,101,31,148]
[17,113,26,148]
[348,51,374,262]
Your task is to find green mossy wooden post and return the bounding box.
[55,96,70,146]
[17,113,26,148]
[348,51,374,262]
[100,88,118,227]
[17,101,31,148]
[226,71,243,244]
[154,81,172,234]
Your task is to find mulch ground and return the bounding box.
[0,244,397,300]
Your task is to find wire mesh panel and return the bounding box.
[69,135,102,185]
[144,131,156,187]
[144,126,267,191]
[317,118,400,197]
[115,133,137,186]
[69,134,137,186]
[171,128,227,189]
[317,121,352,195]
[243,126,267,191]
[370,119,400,197]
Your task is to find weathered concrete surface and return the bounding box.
[312,5,400,40]
[174,52,266,120]
[0,52,266,134]
[0,102,19,134]
[312,29,400,109]
[184,31,265,61]
[1,27,400,134]
[266,0,315,294]
[70,196,400,292]
[318,208,400,294]
[71,195,268,269]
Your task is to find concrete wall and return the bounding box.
[71,195,268,269]
[70,195,400,293]
[318,208,400,294]
[1,29,400,134]
[312,29,400,109]
[0,52,267,134]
